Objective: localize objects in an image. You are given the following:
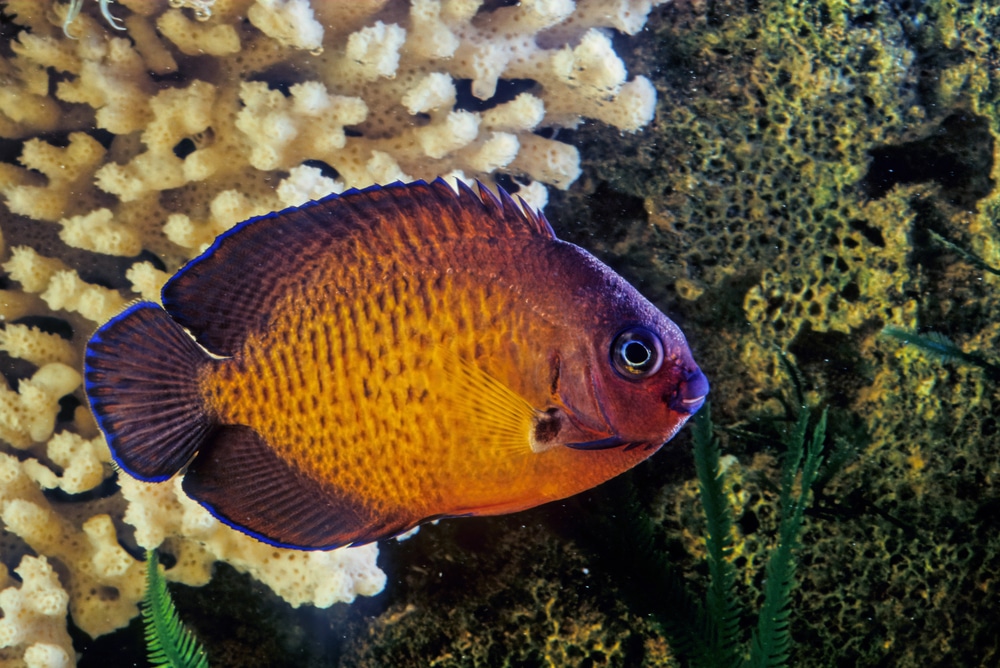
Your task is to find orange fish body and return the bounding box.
[85,180,707,549]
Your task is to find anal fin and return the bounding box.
[182,426,378,550]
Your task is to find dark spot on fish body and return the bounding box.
[548,353,561,396]
[433,272,447,294]
[534,408,562,444]
[308,325,321,368]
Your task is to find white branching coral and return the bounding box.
[118,475,387,607]
[0,555,74,668]
[0,0,668,662]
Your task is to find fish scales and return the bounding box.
[205,248,537,516]
[85,180,708,549]
[212,239,584,515]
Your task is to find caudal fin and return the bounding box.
[84,302,215,482]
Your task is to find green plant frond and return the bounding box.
[882,326,963,362]
[745,408,826,668]
[777,409,810,512]
[927,229,1000,277]
[143,550,210,668]
[881,326,1000,381]
[692,405,744,668]
[622,403,827,668]
[813,433,859,493]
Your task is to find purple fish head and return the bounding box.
[543,244,708,452]
[587,319,707,450]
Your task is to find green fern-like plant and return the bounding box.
[142,550,210,668]
[691,403,743,667]
[745,409,825,668]
[688,403,825,668]
[881,325,1000,382]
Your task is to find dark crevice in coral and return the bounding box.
[848,218,885,248]
[246,63,315,97]
[584,181,648,231]
[56,393,80,422]
[301,159,341,182]
[0,7,25,59]
[11,315,74,340]
[688,271,761,332]
[172,138,197,160]
[0,136,23,165]
[452,78,538,113]
[738,508,761,535]
[87,128,116,151]
[31,131,73,149]
[862,112,995,209]
[480,0,520,11]
[42,470,119,504]
[72,609,151,667]
[850,10,879,28]
[0,354,37,387]
[909,198,997,340]
[492,172,532,198]
[148,69,190,84]
[787,325,874,409]
[136,249,168,273]
[907,197,946,269]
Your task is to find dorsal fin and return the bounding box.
[161,179,554,357]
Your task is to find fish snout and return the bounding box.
[669,366,709,415]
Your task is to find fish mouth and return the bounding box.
[678,394,707,412]
[668,367,709,415]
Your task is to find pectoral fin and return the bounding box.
[437,349,542,455]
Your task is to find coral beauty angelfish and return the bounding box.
[84,179,708,550]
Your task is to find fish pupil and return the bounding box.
[623,340,651,367]
[610,326,665,379]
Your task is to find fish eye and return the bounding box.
[610,327,664,379]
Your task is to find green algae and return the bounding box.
[337,517,669,667]
[544,0,1000,666]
